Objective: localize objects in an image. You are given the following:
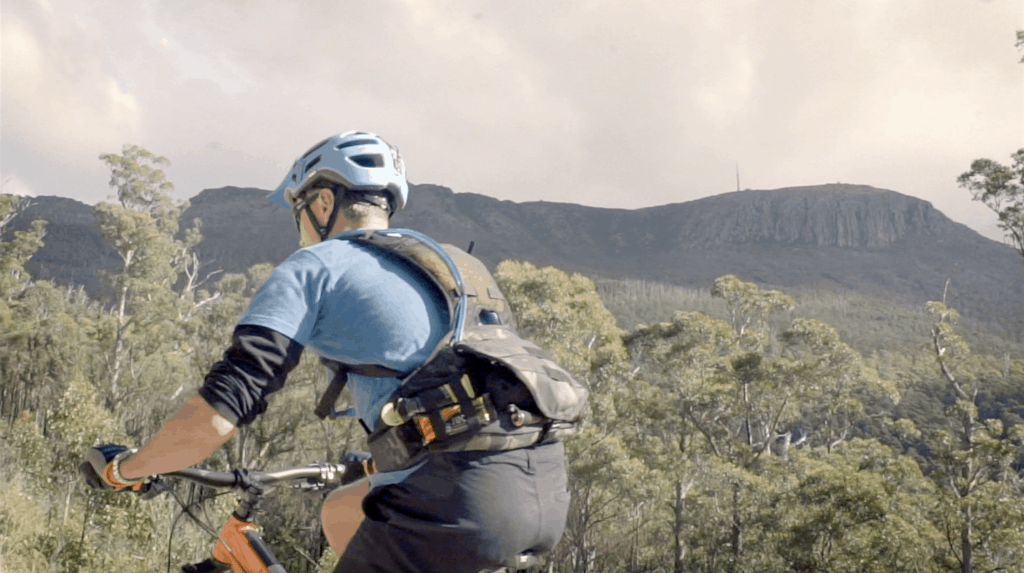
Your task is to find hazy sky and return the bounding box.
[2,0,1022,241]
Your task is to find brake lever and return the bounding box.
[136,475,169,500]
[291,462,337,492]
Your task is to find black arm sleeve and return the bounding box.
[198,324,304,427]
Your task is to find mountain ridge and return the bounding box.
[8,183,1021,340]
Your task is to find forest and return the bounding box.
[1,146,1022,573]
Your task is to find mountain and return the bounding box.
[10,196,121,296]
[8,183,1022,339]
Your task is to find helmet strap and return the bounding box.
[300,189,343,243]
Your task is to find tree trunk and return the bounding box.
[960,504,973,573]
[673,480,687,573]
[63,480,73,526]
[109,282,129,405]
[743,382,752,447]
[577,486,591,573]
[728,483,742,573]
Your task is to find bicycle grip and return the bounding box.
[181,558,231,573]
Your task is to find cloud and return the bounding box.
[0,0,1020,241]
[0,8,142,167]
[1,174,38,197]
[132,0,589,197]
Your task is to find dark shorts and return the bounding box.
[334,440,570,573]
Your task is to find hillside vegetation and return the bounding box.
[595,277,1022,358]
[1,148,1022,573]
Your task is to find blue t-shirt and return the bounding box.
[237,229,448,486]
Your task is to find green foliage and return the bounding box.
[609,276,1022,573]
[775,440,944,572]
[0,194,47,298]
[907,297,1024,572]
[957,148,1024,260]
[496,261,643,572]
[780,318,896,451]
[98,144,177,229]
[0,478,50,573]
[495,260,628,383]
[711,274,794,346]
[598,277,1019,357]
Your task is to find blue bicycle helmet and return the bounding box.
[269,131,409,213]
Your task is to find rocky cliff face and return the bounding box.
[664,185,948,248]
[395,183,960,258]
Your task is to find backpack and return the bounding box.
[314,229,589,473]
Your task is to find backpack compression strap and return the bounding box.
[314,360,405,420]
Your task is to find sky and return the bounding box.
[2,0,1022,242]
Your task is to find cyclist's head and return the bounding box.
[269,131,409,244]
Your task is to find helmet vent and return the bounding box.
[304,155,322,173]
[336,139,378,150]
[350,154,384,168]
[301,138,331,159]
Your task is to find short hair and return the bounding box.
[336,189,391,224]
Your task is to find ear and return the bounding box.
[318,188,334,216]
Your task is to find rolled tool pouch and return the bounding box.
[366,348,500,472]
[367,408,552,473]
[366,340,578,473]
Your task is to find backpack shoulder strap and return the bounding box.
[315,229,470,420]
[347,229,470,341]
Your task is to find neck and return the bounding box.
[327,218,389,238]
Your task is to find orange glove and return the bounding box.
[81,444,154,492]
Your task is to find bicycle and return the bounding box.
[127,454,546,573]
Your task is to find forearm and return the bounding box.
[118,326,301,479]
[120,393,237,479]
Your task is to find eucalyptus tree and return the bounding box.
[0,194,46,296]
[779,318,896,454]
[624,310,747,573]
[95,145,178,402]
[957,34,1023,261]
[0,194,48,422]
[920,300,1024,573]
[623,275,899,572]
[93,145,220,438]
[624,276,791,573]
[957,148,1024,262]
[774,439,945,573]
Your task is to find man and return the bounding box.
[83,131,570,573]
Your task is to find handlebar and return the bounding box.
[153,458,374,573]
[164,462,362,489]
